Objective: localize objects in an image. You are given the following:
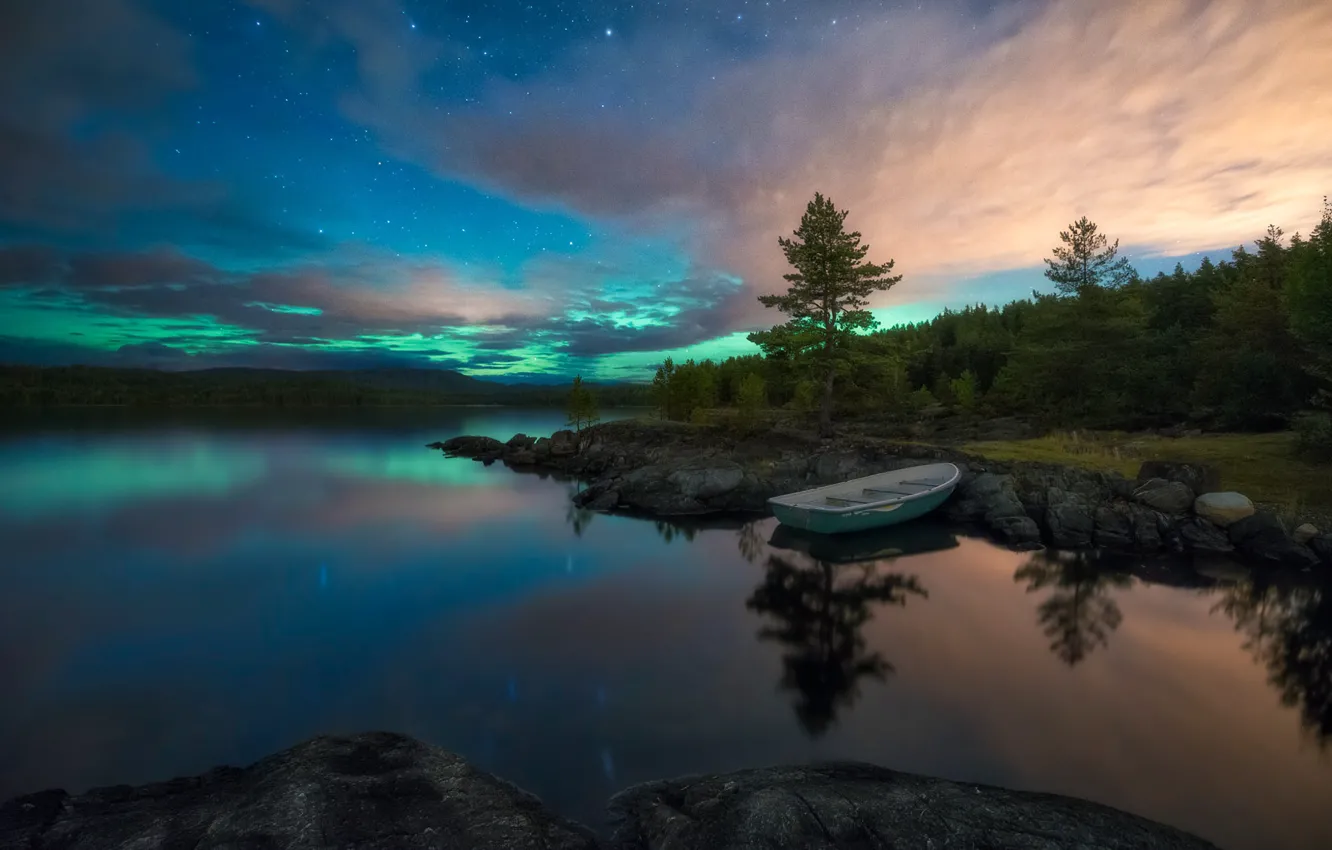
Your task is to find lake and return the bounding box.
[1,408,1329,849]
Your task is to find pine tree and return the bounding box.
[735,372,767,431]
[651,358,675,420]
[751,192,901,435]
[1044,217,1136,296]
[565,375,599,431]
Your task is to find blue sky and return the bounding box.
[0,0,1328,380]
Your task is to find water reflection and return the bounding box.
[6,415,1332,850]
[745,525,936,737]
[1015,550,1133,667]
[766,521,959,563]
[565,488,596,538]
[1217,572,1332,747]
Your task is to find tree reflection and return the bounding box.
[746,552,926,736]
[654,520,698,544]
[565,487,595,537]
[1216,573,1332,747]
[736,520,765,564]
[1015,550,1132,666]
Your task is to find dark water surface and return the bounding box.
[2,409,1330,849]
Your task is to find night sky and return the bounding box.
[1,0,1329,380]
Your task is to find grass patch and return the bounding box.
[962,430,1332,511]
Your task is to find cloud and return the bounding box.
[0,242,747,368]
[0,0,197,229]
[0,246,62,286]
[0,0,326,255]
[272,0,1332,316]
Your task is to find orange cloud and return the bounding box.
[718,0,1332,305]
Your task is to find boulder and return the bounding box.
[0,733,597,850]
[668,461,745,501]
[549,430,578,457]
[812,451,867,483]
[1311,534,1332,565]
[533,436,552,457]
[945,473,1023,525]
[609,762,1219,850]
[989,515,1044,548]
[1093,504,1134,549]
[1293,523,1320,545]
[1193,492,1255,527]
[1134,506,1166,551]
[506,433,536,449]
[1228,513,1320,567]
[1132,479,1195,515]
[1045,487,1095,548]
[1178,517,1234,553]
[1136,460,1221,495]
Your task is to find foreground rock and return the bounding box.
[431,420,1325,567]
[1,734,1219,850]
[0,733,596,850]
[610,762,1218,850]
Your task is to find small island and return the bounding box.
[430,196,1332,573]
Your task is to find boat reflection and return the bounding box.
[766,521,959,563]
[745,523,938,737]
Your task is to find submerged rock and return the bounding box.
[1,735,1220,850]
[609,762,1219,850]
[1193,492,1255,527]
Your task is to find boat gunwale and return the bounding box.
[767,463,961,516]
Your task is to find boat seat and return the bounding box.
[862,487,916,496]
[824,496,873,505]
[899,479,939,486]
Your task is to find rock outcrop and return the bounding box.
[430,420,1325,567]
[1,734,1220,850]
[610,762,1219,850]
[0,733,597,850]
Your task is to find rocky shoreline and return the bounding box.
[431,419,1332,569]
[0,732,1219,849]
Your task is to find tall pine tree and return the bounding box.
[1044,217,1136,295]
[751,192,900,434]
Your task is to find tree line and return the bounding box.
[0,365,654,409]
[646,194,1332,456]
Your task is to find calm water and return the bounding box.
[1,409,1330,849]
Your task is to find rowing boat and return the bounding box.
[767,462,961,534]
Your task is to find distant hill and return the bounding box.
[0,365,652,408]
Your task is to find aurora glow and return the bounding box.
[1,0,1330,380]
